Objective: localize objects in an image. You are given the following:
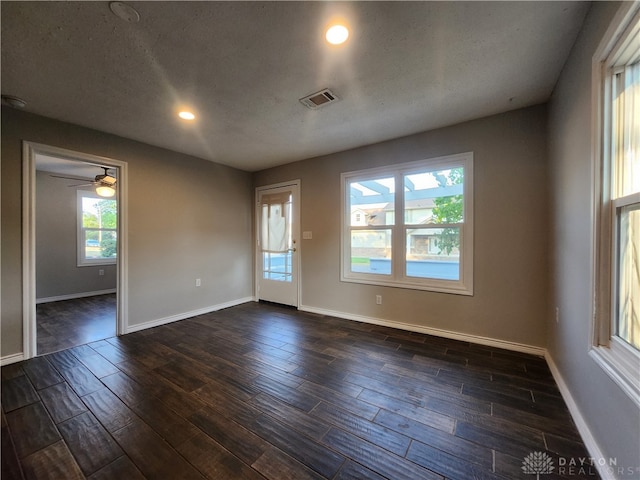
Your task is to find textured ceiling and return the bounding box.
[1,1,589,172]
[35,153,116,179]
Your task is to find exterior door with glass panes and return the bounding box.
[257,183,299,307]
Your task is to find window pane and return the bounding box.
[349,177,395,226]
[84,230,117,260]
[613,62,640,199]
[262,252,292,282]
[405,168,463,225]
[82,197,117,228]
[350,229,392,275]
[617,203,640,349]
[406,227,460,280]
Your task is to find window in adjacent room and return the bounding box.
[341,152,473,295]
[592,3,640,405]
[77,190,117,266]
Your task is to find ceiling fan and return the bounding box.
[50,167,117,197]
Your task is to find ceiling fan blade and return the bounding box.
[50,174,94,182]
[67,183,95,187]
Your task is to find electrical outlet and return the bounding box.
[376,295,382,305]
[555,307,560,323]
[99,269,104,276]
[195,278,201,287]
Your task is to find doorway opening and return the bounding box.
[23,142,128,358]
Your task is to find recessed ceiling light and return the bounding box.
[178,111,196,121]
[326,25,349,45]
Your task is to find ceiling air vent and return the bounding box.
[299,88,339,110]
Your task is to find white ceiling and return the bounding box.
[35,154,116,179]
[2,1,590,172]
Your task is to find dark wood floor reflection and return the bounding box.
[36,294,116,355]
[2,302,598,479]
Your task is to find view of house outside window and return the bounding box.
[342,152,473,295]
[348,168,463,280]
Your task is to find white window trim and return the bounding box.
[590,1,640,408]
[341,152,473,296]
[77,189,117,267]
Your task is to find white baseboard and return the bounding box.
[1,352,25,366]
[125,296,254,334]
[36,289,117,304]
[298,304,546,356]
[545,352,614,480]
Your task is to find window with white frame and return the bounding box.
[592,4,640,405]
[341,152,473,295]
[77,190,117,266]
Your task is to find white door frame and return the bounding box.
[255,180,301,307]
[22,141,129,359]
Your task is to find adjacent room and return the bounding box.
[35,156,119,354]
[1,2,638,480]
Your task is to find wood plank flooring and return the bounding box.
[36,294,116,355]
[2,301,599,479]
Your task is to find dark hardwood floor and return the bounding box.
[36,295,116,355]
[2,301,599,479]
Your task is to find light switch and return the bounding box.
[303,231,313,240]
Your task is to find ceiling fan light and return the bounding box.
[96,185,116,197]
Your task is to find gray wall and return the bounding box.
[1,107,254,356]
[547,1,640,472]
[254,105,550,348]
[36,171,117,299]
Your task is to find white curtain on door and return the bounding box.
[261,192,292,253]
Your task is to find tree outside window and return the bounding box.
[78,191,117,265]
